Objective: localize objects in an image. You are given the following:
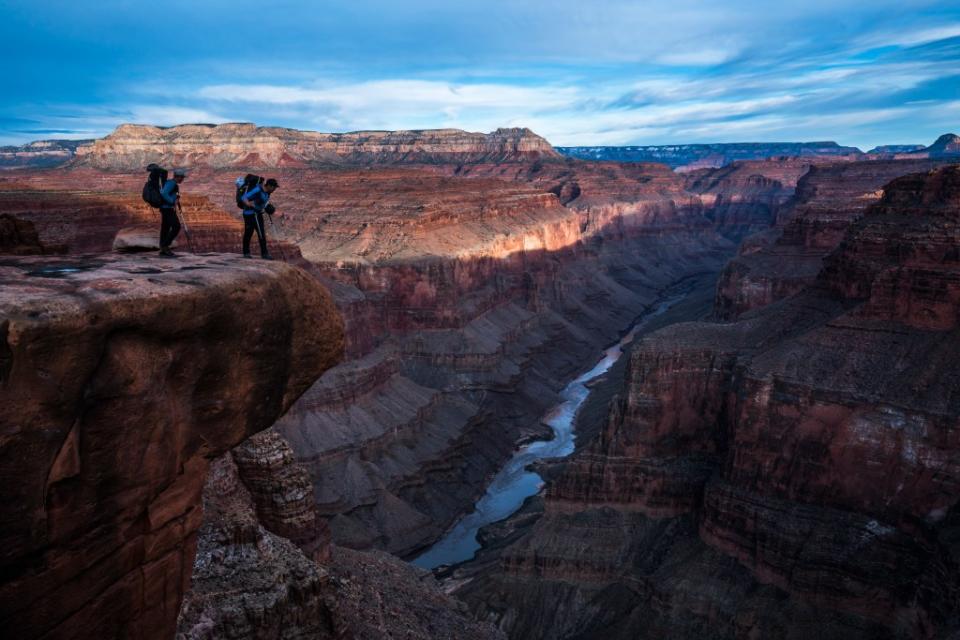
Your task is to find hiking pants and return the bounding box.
[243,212,268,256]
[159,207,181,248]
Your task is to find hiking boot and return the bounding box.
[243,252,252,259]
[261,253,274,260]
[159,248,175,257]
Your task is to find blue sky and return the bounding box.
[2,0,959,149]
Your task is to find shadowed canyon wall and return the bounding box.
[452,164,960,640]
[0,255,343,639]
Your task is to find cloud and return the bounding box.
[124,106,228,126]
[655,49,739,67]
[857,23,960,48]
[2,1,959,148]
[199,80,579,112]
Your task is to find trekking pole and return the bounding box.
[176,200,195,253]
[266,212,287,262]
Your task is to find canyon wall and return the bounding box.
[72,123,561,169]
[0,255,343,640]
[177,448,503,639]
[714,159,949,320]
[453,164,960,639]
[556,141,862,170]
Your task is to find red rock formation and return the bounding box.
[682,158,828,235]
[176,454,336,639]
[454,165,960,640]
[178,451,504,639]
[0,213,58,254]
[714,159,950,319]
[231,428,332,562]
[72,123,561,170]
[0,255,343,640]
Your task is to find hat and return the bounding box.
[173,168,187,177]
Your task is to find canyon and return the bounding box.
[0,122,957,639]
[451,164,960,640]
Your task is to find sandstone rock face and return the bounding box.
[176,454,336,640]
[178,451,504,640]
[112,225,178,251]
[72,123,561,170]
[0,255,343,640]
[682,158,820,236]
[0,213,55,254]
[231,429,332,562]
[454,165,960,639]
[714,159,949,319]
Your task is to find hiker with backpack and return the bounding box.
[237,175,279,259]
[142,164,187,257]
[158,169,187,256]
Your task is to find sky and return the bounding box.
[2,0,959,149]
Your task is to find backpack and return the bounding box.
[235,174,263,209]
[142,166,168,208]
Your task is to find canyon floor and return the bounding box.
[1,124,958,640]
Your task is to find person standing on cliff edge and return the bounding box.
[241,177,279,259]
[158,168,186,257]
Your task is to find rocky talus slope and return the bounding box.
[71,123,561,169]
[0,255,343,640]
[453,165,960,639]
[177,451,501,639]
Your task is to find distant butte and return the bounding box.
[69,123,561,169]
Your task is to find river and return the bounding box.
[411,295,681,569]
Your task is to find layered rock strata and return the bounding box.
[0,255,343,640]
[714,159,949,319]
[453,165,960,639]
[178,452,504,639]
[682,158,823,236]
[72,123,561,170]
[0,179,259,255]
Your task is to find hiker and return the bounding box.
[159,169,186,257]
[241,177,279,259]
